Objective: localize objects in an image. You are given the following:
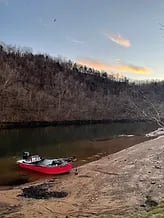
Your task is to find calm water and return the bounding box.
[0,122,157,187]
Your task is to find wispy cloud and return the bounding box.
[66,36,84,45]
[77,58,152,75]
[106,33,131,48]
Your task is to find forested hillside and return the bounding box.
[0,43,164,127]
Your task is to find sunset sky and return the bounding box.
[1,0,164,80]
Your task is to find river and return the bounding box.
[0,121,157,188]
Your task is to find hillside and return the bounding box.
[0,43,164,126]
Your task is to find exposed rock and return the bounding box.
[145,195,159,208]
[146,128,164,137]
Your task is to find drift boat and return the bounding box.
[17,152,73,175]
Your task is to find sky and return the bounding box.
[1,0,164,81]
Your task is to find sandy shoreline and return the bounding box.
[1,136,164,218]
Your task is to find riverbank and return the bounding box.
[1,136,164,218]
[0,120,148,129]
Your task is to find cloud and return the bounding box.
[77,58,152,75]
[106,33,131,48]
[66,36,84,45]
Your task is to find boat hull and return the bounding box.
[17,161,72,175]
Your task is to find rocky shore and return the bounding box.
[1,136,164,218]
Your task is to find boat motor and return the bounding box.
[23,152,30,160]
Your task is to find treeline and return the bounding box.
[0,43,164,126]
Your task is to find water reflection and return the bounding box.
[0,121,157,187]
[0,121,157,157]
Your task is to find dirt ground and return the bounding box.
[1,136,164,218]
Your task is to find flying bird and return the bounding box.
[159,22,164,27]
[53,18,56,22]
[159,22,164,30]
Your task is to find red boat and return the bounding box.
[17,152,73,175]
